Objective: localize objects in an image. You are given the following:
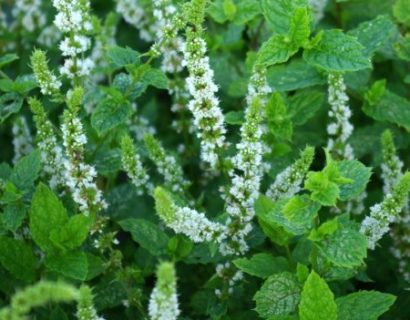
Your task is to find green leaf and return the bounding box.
[315,216,367,268]
[119,218,169,256]
[288,90,325,126]
[0,54,19,68]
[10,150,41,192]
[29,183,68,253]
[254,272,301,318]
[0,75,37,94]
[261,0,307,34]
[223,0,237,21]
[394,35,410,62]
[233,0,261,25]
[305,171,340,206]
[141,68,168,89]
[336,290,396,320]
[255,196,293,246]
[2,202,26,232]
[91,97,132,134]
[233,253,288,278]
[267,59,326,92]
[348,15,397,56]
[393,0,410,27]
[337,160,372,201]
[49,215,92,251]
[0,92,23,123]
[107,46,140,68]
[299,271,337,320]
[303,30,371,72]
[363,82,410,131]
[45,251,88,281]
[266,93,293,141]
[257,7,310,67]
[0,237,37,282]
[225,111,244,125]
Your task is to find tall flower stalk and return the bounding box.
[29,98,66,190]
[148,262,180,320]
[62,88,107,215]
[182,0,226,169]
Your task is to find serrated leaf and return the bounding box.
[315,216,367,268]
[255,196,293,246]
[10,150,41,192]
[91,97,132,134]
[107,46,140,68]
[261,0,308,34]
[337,160,372,201]
[45,251,88,280]
[348,15,397,56]
[233,0,261,25]
[288,90,325,126]
[29,183,68,253]
[119,218,169,256]
[363,84,410,131]
[233,253,288,278]
[267,59,326,92]
[0,92,23,123]
[2,202,26,232]
[49,215,92,251]
[0,237,37,282]
[254,272,301,318]
[299,271,337,320]
[141,68,168,89]
[304,30,371,72]
[336,290,396,320]
[266,93,293,141]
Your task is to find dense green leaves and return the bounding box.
[254,272,301,318]
[0,93,23,123]
[299,271,337,320]
[10,150,41,192]
[107,46,140,68]
[45,251,89,281]
[337,160,372,201]
[304,30,371,72]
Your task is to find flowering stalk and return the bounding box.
[267,146,315,201]
[182,0,226,169]
[144,134,189,193]
[220,95,265,256]
[76,286,105,320]
[29,98,66,190]
[30,49,62,97]
[154,187,226,243]
[361,172,410,250]
[380,130,410,280]
[13,0,46,33]
[120,135,150,195]
[53,0,94,81]
[148,262,180,320]
[326,73,354,160]
[0,281,79,320]
[62,88,107,215]
[12,116,33,164]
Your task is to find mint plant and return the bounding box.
[0,0,410,319]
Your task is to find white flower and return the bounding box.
[148,262,180,320]
[326,73,354,160]
[182,35,226,168]
[13,0,46,32]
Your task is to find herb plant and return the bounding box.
[0,0,410,319]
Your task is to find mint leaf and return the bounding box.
[337,160,372,201]
[45,251,88,281]
[0,93,23,123]
[336,290,396,320]
[29,183,68,253]
[49,215,92,251]
[119,218,169,256]
[10,150,41,192]
[107,46,140,68]
[254,272,301,318]
[304,30,371,72]
[233,253,288,278]
[315,216,367,268]
[91,97,132,134]
[0,237,37,282]
[299,271,337,320]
